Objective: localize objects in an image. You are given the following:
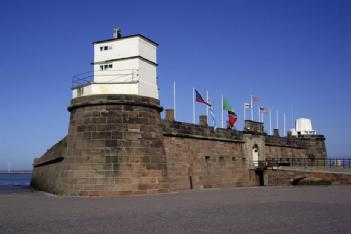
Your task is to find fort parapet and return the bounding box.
[31,95,328,196]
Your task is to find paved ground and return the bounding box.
[0,185,351,233]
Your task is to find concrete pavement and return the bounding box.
[1,185,351,233]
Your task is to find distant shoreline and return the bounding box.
[0,171,32,174]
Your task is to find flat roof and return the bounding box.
[93,34,158,46]
[92,56,158,66]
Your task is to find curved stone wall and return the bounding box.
[63,94,169,196]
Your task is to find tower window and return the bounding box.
[100,64,113,71]
[99,46,112,51]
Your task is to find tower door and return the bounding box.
[252,145,259,167]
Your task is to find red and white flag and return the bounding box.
[244,103,252,109]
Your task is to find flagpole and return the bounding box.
[173,81,176,120]
[243,103,246,121]
[250,95,253,121]
[283,112,286,136]
[206,91,209,124]
[192,88,195,124]
[276,110,279,129]
[291,106,294,129]
[221,95,224,128]
[262,111,264,123]
[258,107,260,122]
[269,109,272,135]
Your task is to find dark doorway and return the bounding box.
[255,169,264,186]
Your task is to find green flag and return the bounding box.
[223,98,233,112]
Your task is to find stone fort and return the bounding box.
[31,29,333,196]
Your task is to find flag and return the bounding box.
[210,106,216,126]
[252,96,259,102]
[260,107,268,113]
[223,97,233,111]
[228,110,237,127]
[195,89,211,106]
[244,103,252,109]
[209,106,216,121]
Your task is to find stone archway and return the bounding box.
[252,144,259,167]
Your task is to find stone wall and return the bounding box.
[265,135,307,159]
[162,120,243,141]
[162,121,259,190]
[32,95,169,196]
[266,169,351,186]
[31,103,329,196]
[264,135,327,160]
[64,95,169,196]
[299,135,327,159]
[244,120,264,133]
[31,138,66,194]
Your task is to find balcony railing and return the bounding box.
[72,69,139,89]
[255,158,351,168]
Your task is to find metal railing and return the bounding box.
[72,69,139,89]
[261,158,351,168]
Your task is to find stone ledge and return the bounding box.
[68,94,163,112]
[33,156,64,168]
[33,137,67,166]
[163,132,245,143]
[162,120,243,141]
[265,143,305,149]
[298,135,326,140]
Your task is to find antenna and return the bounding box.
[113,27,122,39]
[291,105,294,129]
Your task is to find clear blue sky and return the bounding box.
[1,0,350,170]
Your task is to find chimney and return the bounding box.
[273,128,280,137]
[165,109,175,121]
[113,27,121,39]
[199,115,208,127]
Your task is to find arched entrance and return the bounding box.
[252,145,259,167]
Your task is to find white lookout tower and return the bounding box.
[72,27,159,99]
[295,118,316,135]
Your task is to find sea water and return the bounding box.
[0,173,32,185]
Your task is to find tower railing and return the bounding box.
[72,69,139,89]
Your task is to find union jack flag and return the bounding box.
[244,103,252,109]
